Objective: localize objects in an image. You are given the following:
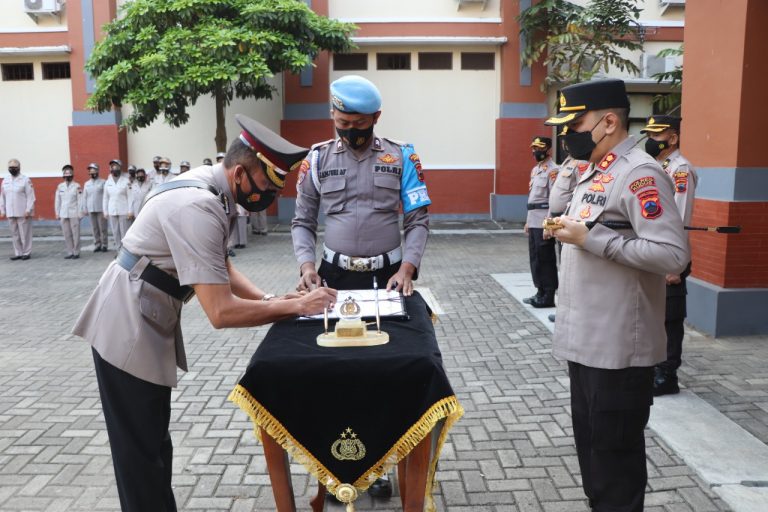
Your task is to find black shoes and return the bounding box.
[65,255,73,259]
[548,314,556,322]
[653,367,680,396]
[20,255,30,260]
[368,477,393,499]
[530,293,555,308]
[233,244,246,249]
[228,249,236,257]
[522,295,538,305]
[10,255,21,260]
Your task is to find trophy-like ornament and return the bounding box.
[317,280,389,347]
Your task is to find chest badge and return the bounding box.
[588,172,615,192]
[580,205,592,219]
[378,153,399,164]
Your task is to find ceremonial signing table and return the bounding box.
[229,293,463,511]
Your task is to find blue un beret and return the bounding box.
[330,75,382,114]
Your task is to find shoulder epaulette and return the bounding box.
[381,136,411,147]
[310,139,335,151]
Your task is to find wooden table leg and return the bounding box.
[397,458,408,508]
[403,431,431,512]
[261,427,297,512]
[310,481,326,512]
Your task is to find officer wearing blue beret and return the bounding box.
[292,75,433,499]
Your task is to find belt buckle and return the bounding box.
[349,257,370,272]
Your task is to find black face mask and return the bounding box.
[9,167,20,177]
[129,170,136,178]
[111,169,121,177]
[236,166,276,212]
[533,150,548,162]
[64,176,73,182]
[160,168,169,175]
[563,115,607,162]
[337,125,374,150]
[137,176,146,183]
[644,138,668,158]
[89,173,98,180]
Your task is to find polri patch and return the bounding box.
[410,153,425,182]
[638,189,663,219]
[673,171,688,193]
[373,165,402,176]
[629,176,655,194]
[549,170,558,182]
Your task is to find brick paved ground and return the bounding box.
[1,224,759,510]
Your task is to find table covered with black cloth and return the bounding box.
[229,292,463,508]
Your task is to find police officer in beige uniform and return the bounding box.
[55,164,83,259]
[128,168,152,219]
[642,115,698,396]
[103,159,131,251]
[293,75,431,298]
[82,163,109,252]
[0,159,35,260]
[544,79,689,512]
[548,127,589,220]
[72,115,336,512]
[524,137,559,308]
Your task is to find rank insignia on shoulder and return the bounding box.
[580,205,591,219]
[577,162,590,175]
[378,153,399,164]
[638,189,663,219]
[663,159,670,170]
[598,152,617,170]
[629,176,655,194]
[373,137,382,150]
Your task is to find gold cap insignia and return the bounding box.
[649,117,655,125]
[560,94,566,108]
[331,427,366,461]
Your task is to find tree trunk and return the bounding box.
[215,85,227,152]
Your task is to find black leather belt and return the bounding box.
[527,202,549,210]
[116,248,195,303]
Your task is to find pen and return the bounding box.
[373,276,381,334]
[322,279,329,334]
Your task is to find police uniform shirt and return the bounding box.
[129,180,153,217]
[153,172,173,187]
[548,157,587,217]
[0,173,35,217]
[662,149,697,225]
[292,136,431,268]
[103,174,131,216]
[553,136,689,369]
[82,177,106,213]
[526,158,558,226]
[73,164,236,387]
[55,180,82,218]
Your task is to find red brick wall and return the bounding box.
[690,199,768,288]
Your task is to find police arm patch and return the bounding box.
[629,176,655,194]
[638,189,663,219]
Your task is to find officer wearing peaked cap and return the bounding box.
[55,164,83,259]
[641,115,697,397]
[292,75,431,301]
[153,157,173,186]
[524,136,559,308]
[544,79,689,512]
[82,163,109,252]
[72,114,336,512]
[104,158,130,251]
[179,160,191,174]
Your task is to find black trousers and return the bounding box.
[568,361,653,512]
[318,259,401,290]
[527,227,558,293]
[92,348,177,512]
[660,280,687,372]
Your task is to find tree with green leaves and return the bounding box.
[86,0,356,151]
[518,0,643,90]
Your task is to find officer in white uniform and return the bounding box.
[641,115,698,396]
[55,164,83,259]
[129,168,153,219]
[103,159,131,251]
[82,163,109,252]
[0,159,35,260]
[153,157,173,186]
[545,79,689,512]
[72,115,336,512]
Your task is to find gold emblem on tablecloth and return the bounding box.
[332,427,367,461]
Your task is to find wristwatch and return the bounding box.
[261,294,276,301]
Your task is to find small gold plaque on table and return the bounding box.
[317,295,389,347]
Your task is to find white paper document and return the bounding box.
[299,289,406,320]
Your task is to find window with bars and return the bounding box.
[333,53,368,71]
[376,53,411,70]
[1,63,34,81]
[42,62,71,80]
[460,52,495,70]
[418,52,452,70]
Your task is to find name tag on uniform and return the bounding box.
[318,168,346,180]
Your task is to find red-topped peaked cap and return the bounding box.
[235,114,309,189]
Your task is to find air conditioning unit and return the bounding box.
[659,0,685,14]
[24,0,64,22]
[641,53,679,79]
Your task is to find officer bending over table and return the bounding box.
[72,115,337,512]
[544,79,689,512]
